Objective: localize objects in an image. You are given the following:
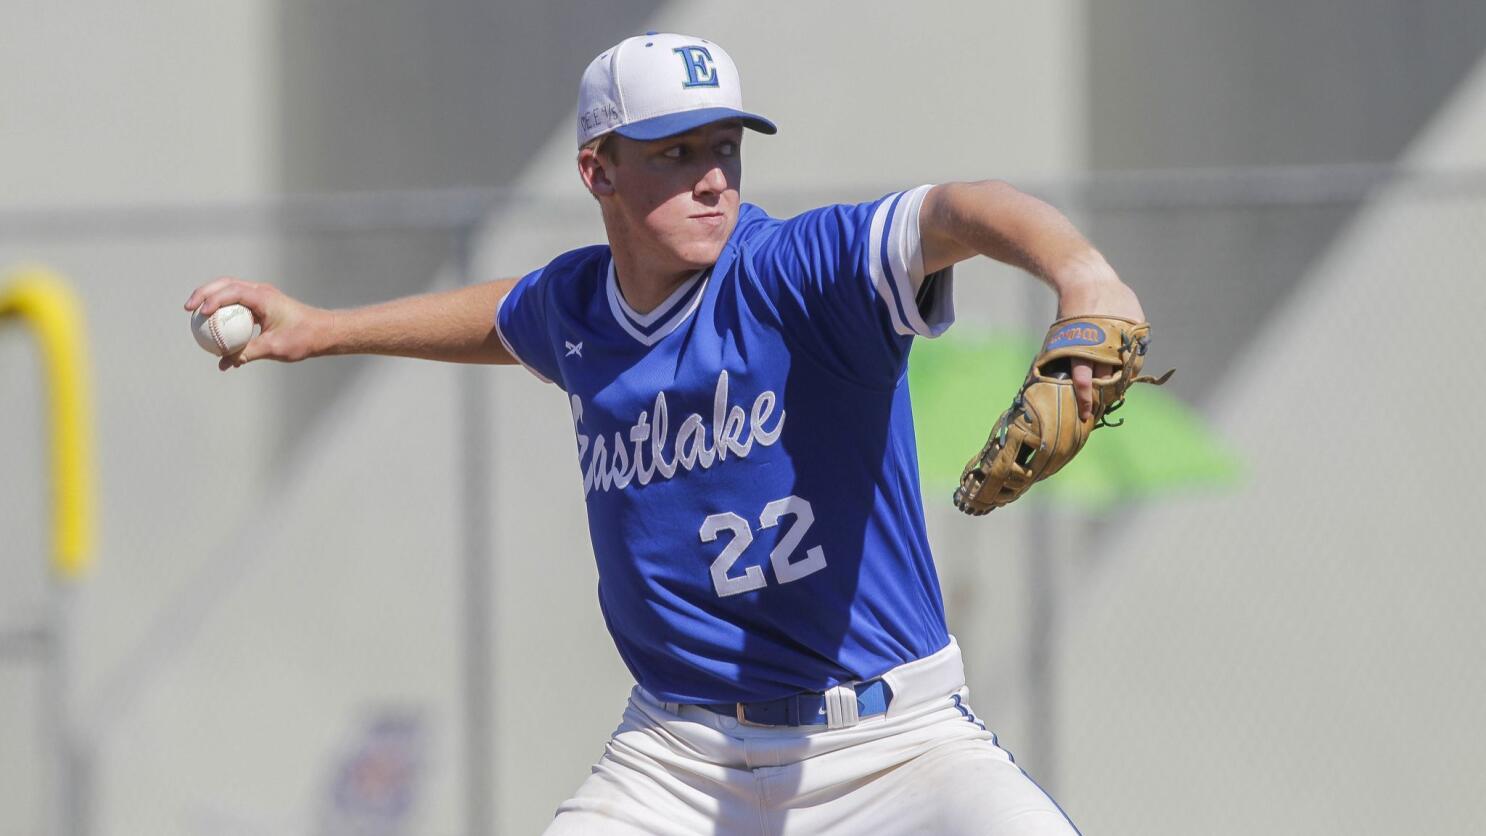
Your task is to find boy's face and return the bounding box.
[583,120,744,274]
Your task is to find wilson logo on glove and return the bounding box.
[1046,322,1106,350]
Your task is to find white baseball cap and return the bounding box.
[577,32,777,148]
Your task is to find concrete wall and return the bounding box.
[0,2,278,207]
[1084,0,1486,403]
[2,3,280,835]
[5,2,1484,835]
[1051,3,1486,831]
[1059,56,1486,834]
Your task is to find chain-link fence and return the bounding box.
[2,165,1483,835]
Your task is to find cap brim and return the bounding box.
[613,107,778,142]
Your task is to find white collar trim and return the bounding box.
[605,258,708,346]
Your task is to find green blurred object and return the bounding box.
[908,331,1242,511]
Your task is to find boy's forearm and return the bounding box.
[922,180,1120,294]
[317,278,517,364]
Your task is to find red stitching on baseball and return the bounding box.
[209,312,224,353]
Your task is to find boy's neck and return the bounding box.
[608,243,704,316]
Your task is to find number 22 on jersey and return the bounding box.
[699,495,827,598]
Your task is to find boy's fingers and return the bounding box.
[235,332,268,364]
[185,277,236,311]
[1072,361,1095,421]
[197,288,245,318]
[199,284,271,320]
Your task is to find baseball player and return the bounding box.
[186,32,1145,835]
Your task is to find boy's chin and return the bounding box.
[673,242,726,270]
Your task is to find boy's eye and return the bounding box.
[718,141,738,156]
[663,145,685,159]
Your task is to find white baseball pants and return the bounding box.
[543,638,1079,835]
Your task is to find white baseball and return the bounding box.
[190,304,258,356]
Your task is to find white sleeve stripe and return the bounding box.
[869,185,951,339]
[884,185,936,335]
[867,193,917,337]
[494,284,555,385]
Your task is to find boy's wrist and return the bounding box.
[1047,251,1119,297]
[310,308,342,357]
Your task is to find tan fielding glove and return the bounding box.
[953,316,1173,515]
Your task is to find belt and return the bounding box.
[697,678,893,728]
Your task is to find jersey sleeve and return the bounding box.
[494,266,562,387]
[744,185,956,386]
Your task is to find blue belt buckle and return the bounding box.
[732,678,892,728]
[856,678,891,718]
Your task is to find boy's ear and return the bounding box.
[579,148,616,197]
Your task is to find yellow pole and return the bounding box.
[0,266,95,581]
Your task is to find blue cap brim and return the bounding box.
[613,107,778,142]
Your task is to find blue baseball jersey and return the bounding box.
[496,185,957,704]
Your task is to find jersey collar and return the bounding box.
[605,257,710,346]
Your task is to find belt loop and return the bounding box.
[824,684,860,729]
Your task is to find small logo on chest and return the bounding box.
[565,340,583,358]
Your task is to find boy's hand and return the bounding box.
[1055,276,1146,420]
[184,278,333,370]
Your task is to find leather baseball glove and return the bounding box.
[953,316,1173,515]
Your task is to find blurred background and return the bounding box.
[3,1,1484,834]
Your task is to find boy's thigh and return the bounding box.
[544,698,1079,836]
[542,728,752,836]
[774,724,1079,835]
[546,740,1078,836]
[882,738,1078,835]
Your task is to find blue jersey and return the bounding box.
[496,185,957,704]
